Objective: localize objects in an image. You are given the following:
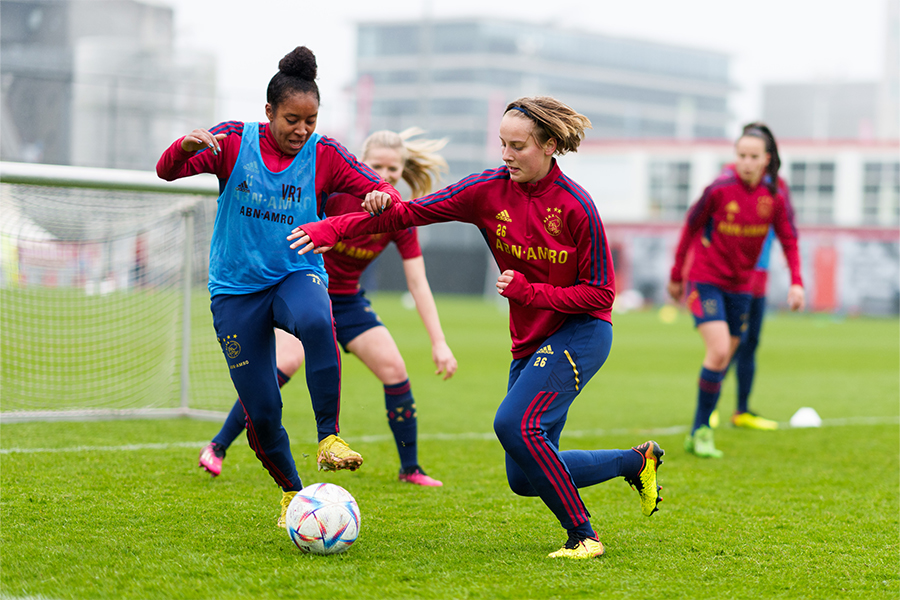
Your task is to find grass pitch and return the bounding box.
[2,295,898,599]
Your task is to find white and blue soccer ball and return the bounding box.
[285,482,360,555]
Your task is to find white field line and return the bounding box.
[1,415,897,455]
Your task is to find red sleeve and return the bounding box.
[670,182,718,283]
[316,136,401,215]
[156,121,244,182]
[500,206,616,314]
[502,271,614,314]
[323,192,366,218]
[772,186,803,287]
[305,173,482,245]
[391,227,422,260]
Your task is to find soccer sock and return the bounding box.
[569,521,597,541]
[212,369,292,448]
[275,368,291,389]
[735,354,754,414]
[693,367,725,434]
[560,449,639,487]
[385,379,418,470]
[623,446,646,479]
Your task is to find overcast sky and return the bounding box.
[165,0,891,140]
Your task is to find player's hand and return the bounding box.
[181,129,226,155]
[496,270,516,293]
[432,340,457,380]
[667,280,684,302]
[362,191,393,215]
[787,284,805,311]
[287,228,332,255]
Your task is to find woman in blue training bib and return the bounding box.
[157,46,401,528]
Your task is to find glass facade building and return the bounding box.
[356,19,733,184]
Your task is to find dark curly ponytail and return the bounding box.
[266,46,320,109]
[740,122,781,195]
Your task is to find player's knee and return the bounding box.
[294,317,334,345]
[277,352,304,377]
[242,401,281,436]
[705,350,731,371]
[380,359,408,385]
[507,471,537,497]
[493,413,521,450]
[743,337,759,354]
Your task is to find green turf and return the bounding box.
[2,295,898,599]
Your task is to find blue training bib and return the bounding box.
[208,123,327,296]
[755,228,775,271]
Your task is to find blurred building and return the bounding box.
[354,18,733,184]
[762,82,884,141]
[762,0,899,142]
[563,139,900,227]
[354,17,733,294]
[1,0,216,169]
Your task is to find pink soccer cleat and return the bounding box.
[398,466,443,487]
[198,442,226,477]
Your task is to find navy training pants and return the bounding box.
[210,270,341,491]
[494,315,629,531]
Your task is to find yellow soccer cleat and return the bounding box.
[684,425,724,458]
[548,534,605,559]
[277,490,298,529]
[317,435,364,472]
[625,440,665,516]
[731,411,778,430]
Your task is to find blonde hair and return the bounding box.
[361,128,448,198]
[504,96,592,155]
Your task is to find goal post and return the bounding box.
[0,161,234,423]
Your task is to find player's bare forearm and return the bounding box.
[787,284,805,311]
[667,280,684,302]
[403,257,456,379]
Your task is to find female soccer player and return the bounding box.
[289,97,665,560]
[727,227,779,429]
[157,46,400,527]
[667,123,805,458]
[199,128,457,487]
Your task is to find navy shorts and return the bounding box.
[330,290,383,352]
[686,282,751,337]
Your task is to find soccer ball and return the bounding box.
[285,482,360,555]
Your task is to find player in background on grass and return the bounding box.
[289,96,665,560]
[710,124,796,432]
[199,128,457,487]
[728,227,779,429]
[710,227,779,431]
[667,122,804,459]
[157,46,400,527]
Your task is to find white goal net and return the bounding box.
[0,161,235,422]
